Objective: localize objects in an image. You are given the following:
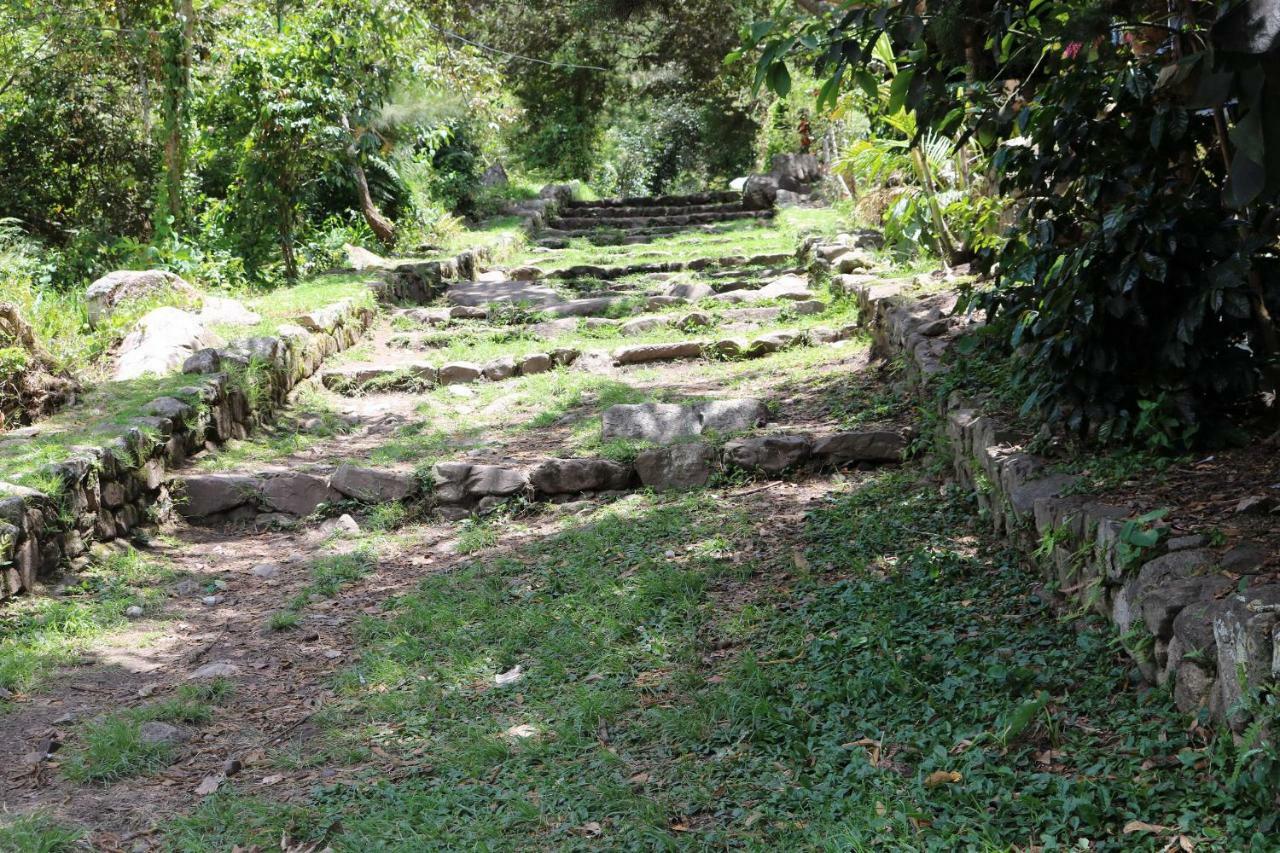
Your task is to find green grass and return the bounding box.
[0,549,173,697]
[269,610,301,632]
[216,272,378,339]
[160,472,1279,849]
[0,374,207,490]
[61,678,234,782]
[62,715,177,783]
[0,812,83,852]
[516,206,854,272]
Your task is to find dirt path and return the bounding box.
[1,204,910,848]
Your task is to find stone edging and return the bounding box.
[811,241,1278,733]
[0,242,505,601]
[175,428,911,526]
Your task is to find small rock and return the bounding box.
[137,683,159,698]
[125,605,144,619]
[495,665,524,686]
[189,662,241,680]
[664,550,676,558]
[250,563,281,579]
[139,721,188,746]
[319,514,361,537]
[0,686,12,701]
[223,758,243,777]
[201,595,221,606]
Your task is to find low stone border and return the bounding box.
[816,240,1279,733]
[173,428,910,525]
[320,323,863,397]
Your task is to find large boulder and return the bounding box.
[770,152,822,191]
[343,244,389,270]
[635,443,716,491]
[480,162,509,188]
[199,296,261,328]
[742,175,779,211]
[529,459,633,495]
[114,308,224,381]
[85,270,202,327]
[330,465,418,503]
[603,399,768,445]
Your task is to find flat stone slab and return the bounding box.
[447,281,565,308]
[613,341,706,365]
[602,399,769,444]
[811,431,908,464]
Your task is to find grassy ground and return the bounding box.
[0,549,174,696]
[517,207,849,271]
[112,470,1276,850]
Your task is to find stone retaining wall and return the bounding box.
[0,243,504,601]
[813,240,1279,732]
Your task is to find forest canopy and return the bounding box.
[0,0,777,290]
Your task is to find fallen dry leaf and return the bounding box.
[259,774,285,786]
[578,821,602,837]
[1123,820,1172,835]
[923,770,962,788]
[504,723,537,739]
[195,773,224,796]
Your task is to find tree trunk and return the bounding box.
[342,116,396,246]
[160,0,194,229]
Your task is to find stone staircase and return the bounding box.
[537,190,772,247]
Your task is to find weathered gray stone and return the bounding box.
[144,397,195,422]
[602,399,767,444]
[742,174,779,210]
[483,356,518,381]
[1213,585,1280,730]
[258,473,337,517]
[116,307,224,381]
[431,462,472,504]
[722,435,811,474]
[747,331,804,355]
[85,269,200,326]
[620,317,669,336]
[177,474,260,518]
[635,443,716,491]
[439,362,483,385]
[529,459,633,494]
[139,721,188,746]
[330,465,418,503]
[465,466,528,497]
[518,353,553,375]
[613,342,705,366]
[757,274,814,301]
[812,431,907,464]
[666,281,713,301]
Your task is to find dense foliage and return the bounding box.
[752,0,1280,444]
[0,0,784,297]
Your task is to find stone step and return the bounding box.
[566,202,749,219]
[173,428,907,523]
[320,349,577,394]
[536,221,766,248]
[324,321,857,396]
[548,210,772,231]
[548,252,794,280]
[566,191,741,210]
